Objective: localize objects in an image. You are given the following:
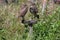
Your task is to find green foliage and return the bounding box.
[0,0,60,40]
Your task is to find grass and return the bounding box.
[0,0,60,40]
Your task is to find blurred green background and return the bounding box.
[0,0,60,40]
